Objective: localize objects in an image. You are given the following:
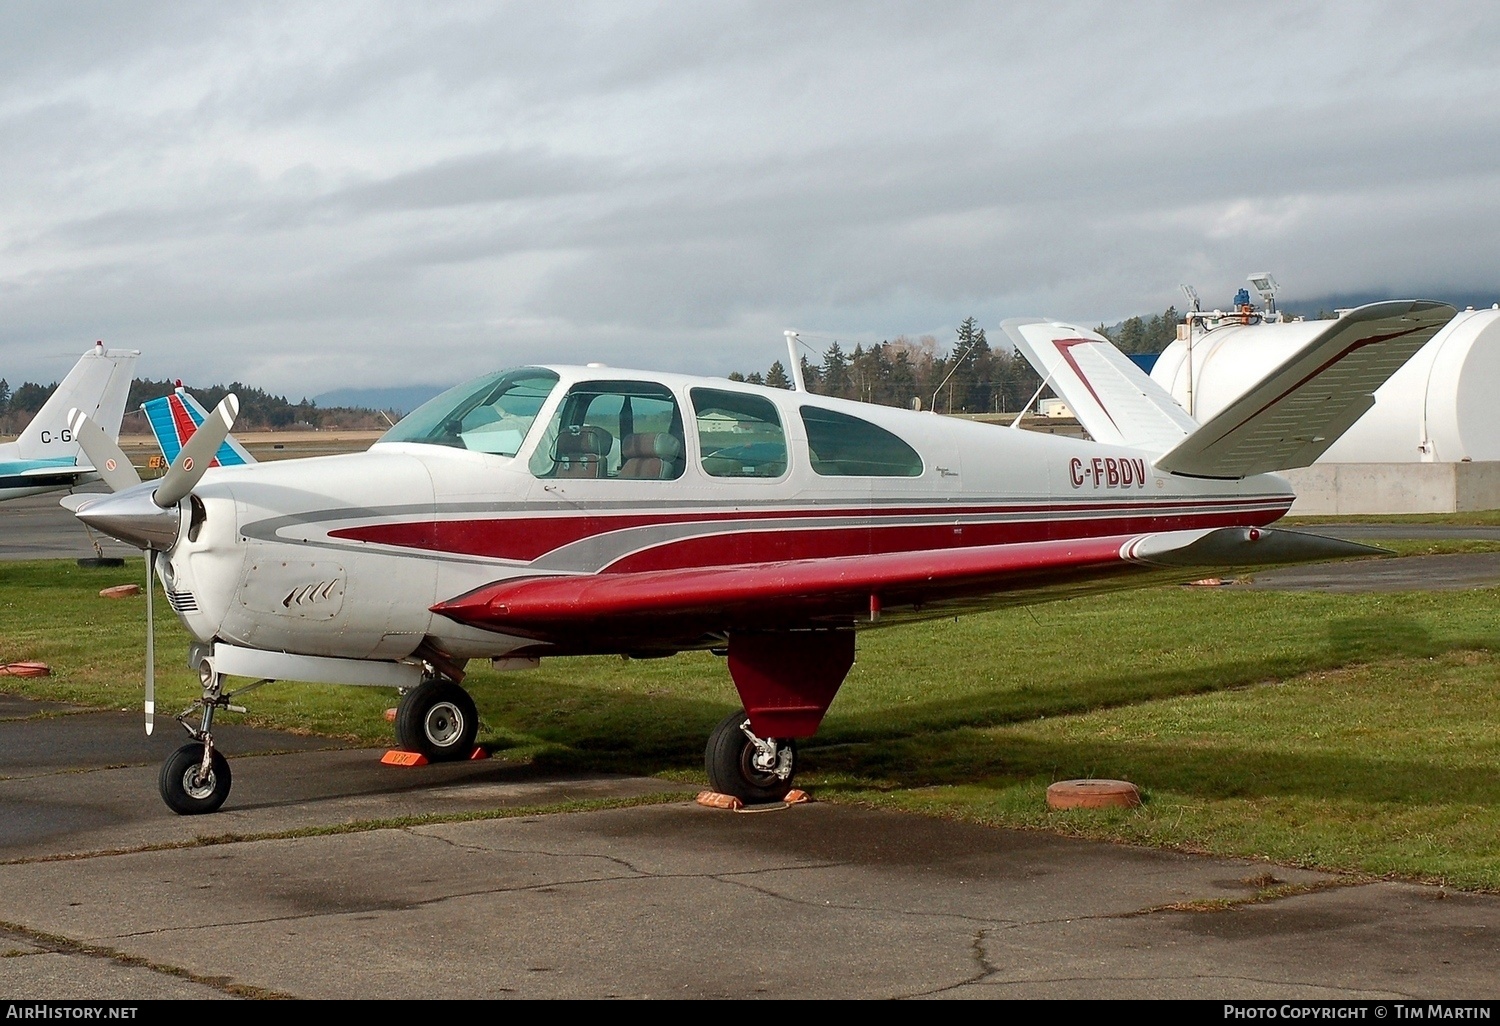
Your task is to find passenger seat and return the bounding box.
[618,432,683,479]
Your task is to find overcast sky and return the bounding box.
[2,1,1497,397]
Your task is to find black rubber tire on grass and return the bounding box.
[395,679,479,761]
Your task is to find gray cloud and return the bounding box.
[2,1,1498,395]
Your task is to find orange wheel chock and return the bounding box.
[469,746,489,760]
[784,789,811,804]
[696,790,744,811]
[1046,778,1141,810]
[381,750,429,767]
[0,661,51,678]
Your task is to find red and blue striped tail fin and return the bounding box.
[141,387,256,468]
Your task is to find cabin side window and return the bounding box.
[690,388,788,479]
[529,380,686,480]
[799,406,924,477]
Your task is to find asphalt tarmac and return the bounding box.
[0,489,136,562]
[5,497,1500,998]
[0,695,1497,1000]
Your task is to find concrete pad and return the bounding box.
[0,950,233,1000]
[955,882,1497,999]
[0,804,1494,999]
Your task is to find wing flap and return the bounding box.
[433,529,1382,646]
[1154,301,1456,478]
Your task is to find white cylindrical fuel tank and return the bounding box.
[1150,308,1500,463]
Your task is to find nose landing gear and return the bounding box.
[157,663,270,815]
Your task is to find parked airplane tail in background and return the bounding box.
[142,383,256,468]
[14,342,138,462]
[1003,300,1455,479]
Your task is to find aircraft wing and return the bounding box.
[1154,301,1455,478]
[18,463,93,478]
[432,527,1381,649]
[1002,318,1198,452]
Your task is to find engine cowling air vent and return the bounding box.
[166,589,199,613]
[238,561,347,620]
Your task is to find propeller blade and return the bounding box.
[67,409,142,493]
[154,394,239,508]
[145,549,155,736]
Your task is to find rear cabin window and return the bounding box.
[529,381,686,480]
[691,388,788,479]
[800,406,924,477]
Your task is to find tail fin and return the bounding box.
[1001,318,1198,453]
[16,343,139,461]
[141,384,257,468]
[1154,300,1454,478]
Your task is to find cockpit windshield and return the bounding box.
[377,367,560,456]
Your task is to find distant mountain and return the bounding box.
[312,385,451,416]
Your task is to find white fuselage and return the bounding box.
[158,367,1294,663]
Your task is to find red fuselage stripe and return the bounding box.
[328,500,1291,569]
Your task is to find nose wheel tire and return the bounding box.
[395,679,479,761]
[705,709,796,804]
[159,742,232,815]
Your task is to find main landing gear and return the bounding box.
[394,676,478,761]
[705,709,797,803]
[704,629,856,804]
[158,663,267,815]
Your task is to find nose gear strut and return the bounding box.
[157,663,272,815]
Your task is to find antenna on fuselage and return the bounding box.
[785,330,806,391]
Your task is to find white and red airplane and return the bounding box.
[63,300,1452,815]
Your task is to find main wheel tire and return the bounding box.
[395,679,479,761]
[159,742,232,815]
[705,709,796,803]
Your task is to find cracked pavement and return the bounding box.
[0,694,1497,999]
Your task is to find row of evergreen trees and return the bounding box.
[1097,306,1181,354]
[0,376,389,434]
[730,308,1188,413]
[729,318,1043,414]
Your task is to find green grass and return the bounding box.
[4,555,1500,889]
[1286,511,1500,526]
